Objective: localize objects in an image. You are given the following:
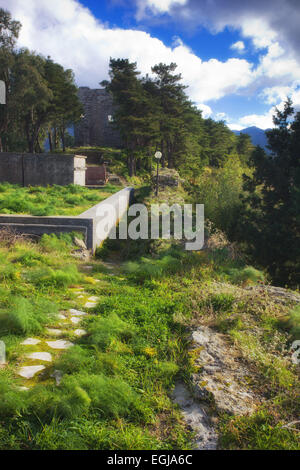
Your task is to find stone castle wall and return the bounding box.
[74,87,122,148]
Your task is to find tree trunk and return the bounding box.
[128,154,135,177]
[48,131,53,152]
[161,140,165,168]
[167,141,174,168]
[61,128,66,152]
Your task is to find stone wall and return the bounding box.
[0,153,87,186]
[0,187,134,253]
[74,87,122,148]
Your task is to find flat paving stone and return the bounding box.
[46,340,74,350]
[88,296,99,302]
[18,365,45,379]
[27,352,52,362]
[46,328,62,336]
[70,316,82,325]
[58,314,67,320]
[69,309,87,316]
[84,302,97,308]
[74,329,87,337]
[21,338,41,346]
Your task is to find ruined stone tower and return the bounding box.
[74,87,122,148]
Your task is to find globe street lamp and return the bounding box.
[154,151,162,196]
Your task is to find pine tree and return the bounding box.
[103,58,159,176]
[0,8,21,151]
[240,99,300,286]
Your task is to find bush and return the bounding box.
[124,254,183,282]
[227,266,265,285]
[208,292,235,312]
[29,373,145,421]
[0,297,57,335]
[26,264,81,290]
[0,372,28,417]
[88,313,134,350]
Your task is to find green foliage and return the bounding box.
[26,264,81,290]
[239,99,300,287]
[207,293,235,312]
[124,253,183,282]
[88,313,135,350]
[219,407,300,450]
[226,266,265,285]
[0,8,82,153]
[29,373,144,421]
[0,297,57,335]
[281,305,300,341]
[0,371,28,417]
[187,155,247,236]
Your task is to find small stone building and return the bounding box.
[0,153,87,186]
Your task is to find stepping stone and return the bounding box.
[27,352,52,362]
[58,314,67,320]
[88,296,99,302]
[19,386,29,391]
[70,316,82,325]
[74,329,87,337]
[84,301,97,308]
[51,369,63,386]
[69,309,87,316]
[18,365,45,379]
[82,265,93,271]
[21,338,41,346]
[77,295,84,299]
[46,328,62,336]
[46,340,73,350]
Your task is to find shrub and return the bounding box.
[54,346,94,375]
[88,313,134,350]
[0,372,28,417]
[227,266,265,285]
[124,254,183,282]
[208,292,235,312]
[26,264,81,290]
[0,297,57,335]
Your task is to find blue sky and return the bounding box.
[2,0,300,129]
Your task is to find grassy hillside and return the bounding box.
[0,185,299,450]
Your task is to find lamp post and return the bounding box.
[154,151,162,196]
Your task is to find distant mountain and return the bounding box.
[233,126,271,152]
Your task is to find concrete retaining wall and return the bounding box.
[0,187,134,253]
[0,153,87,186]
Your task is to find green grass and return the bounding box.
[0,183,120,216]
[0,183,298,450]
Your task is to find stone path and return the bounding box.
[173,382,218,450]
[16,289,100,382]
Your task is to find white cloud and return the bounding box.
[0,0,256,108]
[198,104,212,118]
[227,123,244,131]
[230,41,245,53]
[238,110,275,129]
[136,0,187,18]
